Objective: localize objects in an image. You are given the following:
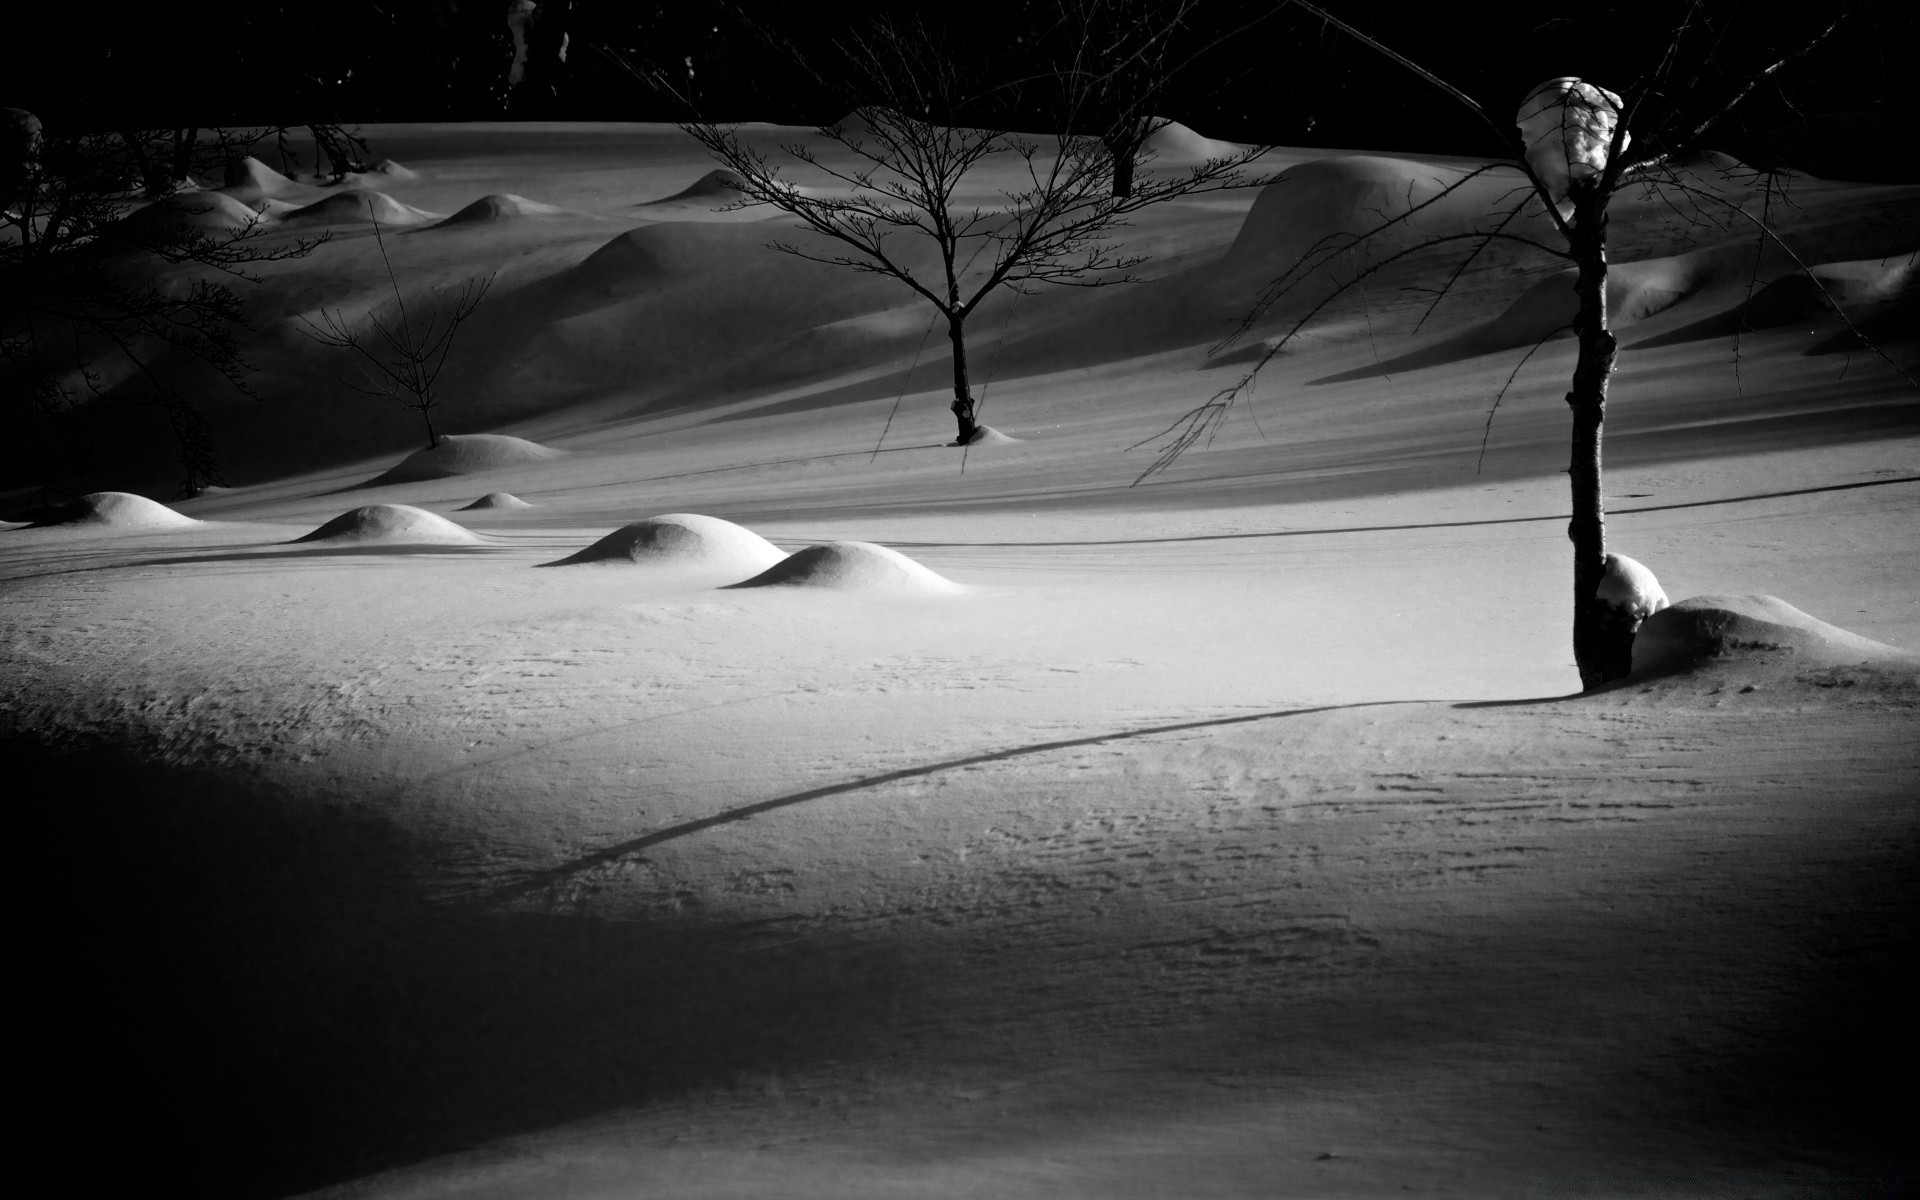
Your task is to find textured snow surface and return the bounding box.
[4,119,1915,1200]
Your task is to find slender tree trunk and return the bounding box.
[947,312,978,444]
[172,128,198,185]
[121,130,161,196]
[1564,180,1630,690]
[1106,132,1137,199]
[422,407,439,449]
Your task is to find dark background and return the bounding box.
[6,1,1917,168]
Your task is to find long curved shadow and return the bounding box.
[864,475,1920,550]
[494,698,1441,902]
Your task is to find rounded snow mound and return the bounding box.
[646,169,747,204]
[293,504,480,546]
[118,190,265,237]
[35,491,200,531]
[1140,119,1246,163]
[370,434,566,485]
[1597,552,1668,621]
[457,491,534,510]
[729,541,961,594]
[221,156,305,199]
[283,189,440,226]
[438,193,569,225]
[547,513,786,571]
[1631,594,1915,678]
[364,159,419,180]
[1221,156,1505,292]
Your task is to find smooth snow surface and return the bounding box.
[547,513,786,572]
[370,434,566,484]
[457,491,534,510]
[731,540,962,593]
[292,503,480,545]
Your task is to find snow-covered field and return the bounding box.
[4,122,1916,1198]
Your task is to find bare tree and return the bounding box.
[299,219,493,449]
[1037,0,1287,198]
[1140,1,1909,691]
[626,14,1269,446]
[2,119,323,499]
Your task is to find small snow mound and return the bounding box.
[293,504,480,546]
[547,513,786,572]
[438,193,568,225]
[1631,595,1914,677]
[457,492,534,510]
[646,169,747,204]
[36,491,200,531]
[221,156,304,198]
[1597,553,1668,621]
[729,541,961,594]
[365,159,419,180]
[1140,119,1246,163]
[949,424,1021,447]
[370,434,567,484]
[283,189,440,226]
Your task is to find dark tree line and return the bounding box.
[9,4,1908,162]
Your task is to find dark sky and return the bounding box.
[7,1,1916,165]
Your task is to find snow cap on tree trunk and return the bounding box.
[1596,552,1668,622]
[1516,78,1630,216]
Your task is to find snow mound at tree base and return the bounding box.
[729,541,961,594]
[545,514,785,572]
[33,492,201,531]
[370,435,567,485]
[1630,594,1917,679]
[457,492,534,510]
[293,504,481,546]
[949,425,1020,447]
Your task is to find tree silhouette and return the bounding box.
[299,219,494,450]
[638,13,1268,445]
[2,121,322,498]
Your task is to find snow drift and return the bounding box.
[115,190,265,238]
[729,540,961,594]
[643,169,746,206]
[219,156,307,202]
[282,189,441,227]
[436,194,570,226]
[544,513,786,572]
[368,435,566,485]
[1632,251,1918,349]
[292,504,480,546]
[31,491,200,531]
[457,492,534,510]
[1140,119,1246,164]
[1631,594,1916,677]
